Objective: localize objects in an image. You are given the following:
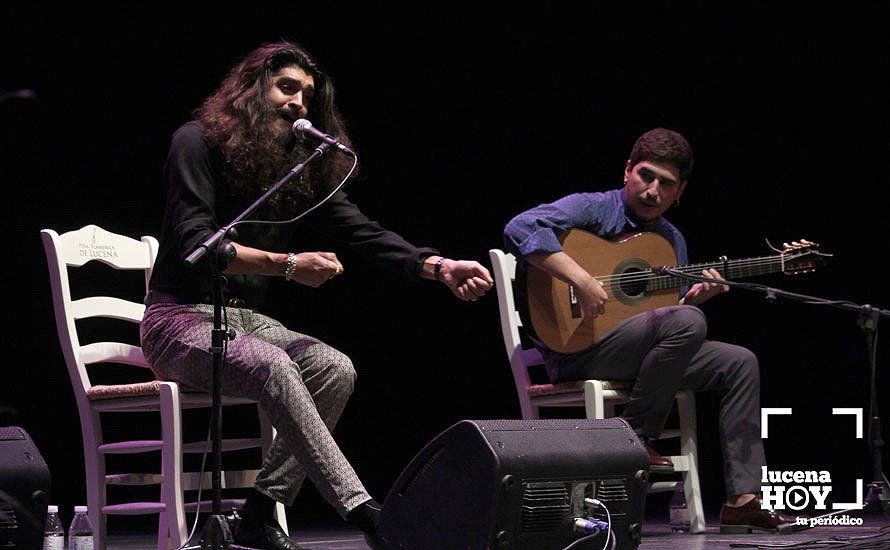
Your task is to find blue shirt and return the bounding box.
[503,188,689,294]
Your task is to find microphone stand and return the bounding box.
[184,142,332,550]
[659,267,890,522]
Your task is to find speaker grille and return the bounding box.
[596,479,629,503]
[398,446,445,496]
[0,504,17,548]
[521,482,570,533]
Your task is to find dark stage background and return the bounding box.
[4,3,890,530]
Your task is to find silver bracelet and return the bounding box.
[284,252,298,281]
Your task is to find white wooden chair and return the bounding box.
[41,225,287,550]
[489,248,705,533]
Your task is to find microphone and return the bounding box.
[292,119,355,155]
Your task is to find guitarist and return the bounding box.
[503,128,793,533]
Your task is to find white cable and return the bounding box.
[230,152,359,230]
[176,426,212,549]
[563,500,614,550]
[599,502,613,550]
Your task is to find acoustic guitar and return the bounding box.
[524,229,827,353]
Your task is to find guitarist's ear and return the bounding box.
[674,180,688,206]
[624,160,633,184]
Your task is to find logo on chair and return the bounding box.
[78,227,120,259]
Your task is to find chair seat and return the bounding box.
[86,381,203,401]
[527,379,633,398]
[87,381,164,401]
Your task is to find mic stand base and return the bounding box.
[200,514,233,550]
[865,474,890,514]
[180,513,264,550]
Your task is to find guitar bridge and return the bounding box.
[568,284,581,318]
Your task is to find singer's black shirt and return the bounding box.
[148,121,438,308]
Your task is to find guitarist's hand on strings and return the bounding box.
[577,275,609,320]
[525,250,608,319]
[681,268,730,306]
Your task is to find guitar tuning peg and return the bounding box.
[783,242,791,249]
[791,241,802,248]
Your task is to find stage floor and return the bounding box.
[105,514,890,549]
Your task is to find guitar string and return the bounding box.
[595,265,806,288]
[593,256,782,281]
[594,258,791,285]
[589,255,811,285]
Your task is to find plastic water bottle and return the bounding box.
[669,486,690,533]
[68,507,93,550]
[43,506,65,550]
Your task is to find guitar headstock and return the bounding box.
[779,239,831,275]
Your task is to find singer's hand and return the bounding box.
[288,252,344,288]
[681,268,729,306]
[439,259,494,301]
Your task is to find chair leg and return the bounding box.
[82,412,106,550]
[676,390,706,533]
[160,383,187,549]
[157,510,169,550]
[583,380,607,419]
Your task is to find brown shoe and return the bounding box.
[719,496,795,534]
[643,442,674,472]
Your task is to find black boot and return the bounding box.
[234,490,305,550]
[346,499,385,550]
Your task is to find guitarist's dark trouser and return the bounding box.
[542,304,765,497]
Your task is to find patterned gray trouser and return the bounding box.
[543,305,766,497]
[140,302,371,517]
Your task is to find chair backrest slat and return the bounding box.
[55,225,154,269]
[72,297,145,322]
[80,342,150,368]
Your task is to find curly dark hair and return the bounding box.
[195,41,355,210]
[629,128,694,181]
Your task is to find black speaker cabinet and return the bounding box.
[379,418,648,550]
[0,427,51,550]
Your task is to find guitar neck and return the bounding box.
[647,254,786,291]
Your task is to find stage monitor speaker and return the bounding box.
[0,427,51,550]
[378,418,648,550]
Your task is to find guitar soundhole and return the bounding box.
[619,268,648,297]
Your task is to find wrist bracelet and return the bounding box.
[434,257,445,281]
[285,253,298,281]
